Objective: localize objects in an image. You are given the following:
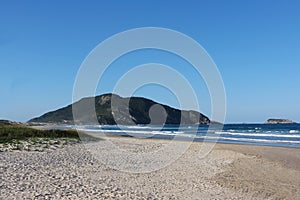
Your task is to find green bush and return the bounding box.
[0,125,81,143]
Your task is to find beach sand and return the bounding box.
[0,136,299,199]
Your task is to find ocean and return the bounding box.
[56,123,300,148]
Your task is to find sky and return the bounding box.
[0,0,300,123]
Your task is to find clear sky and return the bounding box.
[1,0,300,123]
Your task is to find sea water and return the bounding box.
[56,123,300,148]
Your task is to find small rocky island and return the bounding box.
[265,119,295,124]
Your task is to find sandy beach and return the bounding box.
[0,136,299,199]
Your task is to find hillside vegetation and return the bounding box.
[29,93,210,125]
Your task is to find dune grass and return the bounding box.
[0,124,98,144]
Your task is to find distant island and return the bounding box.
[29,93,210,125]
[265,118,295,124]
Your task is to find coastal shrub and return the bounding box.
[0,125,80,143]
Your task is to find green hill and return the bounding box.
[29,93,210,125]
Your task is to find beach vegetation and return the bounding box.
[0,124,99,144]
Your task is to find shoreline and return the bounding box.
[29,123,300,149]
[1,136,299,199]
[81,131,300,149]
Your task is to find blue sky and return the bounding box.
[0,0,299,123]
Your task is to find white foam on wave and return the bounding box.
[214,131,300,138]
[123,125,152,129]
[76,126,300,146]
[78,128,186,136]
[212,136,300,144]
[289,130,299,133]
